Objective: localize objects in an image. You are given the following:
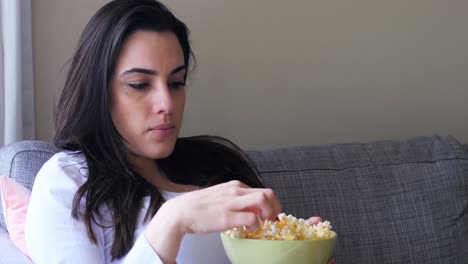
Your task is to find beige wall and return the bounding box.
[33,0,468,149]
[32,0,110,140]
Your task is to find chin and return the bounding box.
[145,143,176,159]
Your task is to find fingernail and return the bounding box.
[246,225,258,232]
[257,214,262,223]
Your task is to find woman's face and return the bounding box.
[110,30,186,160]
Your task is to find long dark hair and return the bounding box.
[53,0,264,260]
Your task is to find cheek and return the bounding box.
[174,95,186,125]
[110,105,126,135]
[177,92,186,114]
[111,95,141,136]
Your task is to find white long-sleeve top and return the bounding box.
[25,151,230,264]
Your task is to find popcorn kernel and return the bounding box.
[224,213,334,240]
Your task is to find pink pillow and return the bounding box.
[0,176,31,257]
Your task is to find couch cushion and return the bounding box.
[0,227,33,264]
[0,141,57,231]
[248,135,468,263]
[0,176,31,256]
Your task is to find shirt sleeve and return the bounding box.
[25,153,163,264]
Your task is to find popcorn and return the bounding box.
[224,213,334,240]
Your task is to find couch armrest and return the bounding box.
[0,140,57,229]
[0,140,57,190]
[0,227,33,264]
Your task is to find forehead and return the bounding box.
[115,30,184,74]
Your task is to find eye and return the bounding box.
[168,82,185,90]
[128,83,149,90]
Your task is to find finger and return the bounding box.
[306,216,323,226]
[265,188,282,219]
[228,186,276,198]
[199,182,282,220]
[220,182,278,202]
[225,180,250,188]
[235,188,282,219]
[195,181,251,202]
[223,211,258,231]
[203,180,250,193]
[228,192,277,220]
[327,258,335,264]
[259,190,281,220]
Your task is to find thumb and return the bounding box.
[306,216,323,226]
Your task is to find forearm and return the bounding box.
[144,203,184,264]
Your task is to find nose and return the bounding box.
[151,83,173,114]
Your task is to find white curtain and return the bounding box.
[0,0,35,146]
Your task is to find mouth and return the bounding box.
[147,124,176,137]
[148,124,175,131]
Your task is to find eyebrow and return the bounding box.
[121,65,186,76]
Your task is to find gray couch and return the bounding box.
[1,135,467,263]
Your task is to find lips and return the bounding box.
[149,124,175,131]
[147,124,176,137]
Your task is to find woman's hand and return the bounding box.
[168,180,281,234]
[306,216,323,226]
[145,180,282,263]
[307,216,336,264]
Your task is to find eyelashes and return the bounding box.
[127,82,185,90]
[128,83,150,90]
[168,82,185,90]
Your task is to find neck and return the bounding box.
[128,154,198,193]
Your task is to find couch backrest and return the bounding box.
[248,135,468,263]
[1,136,467,263]
[0,140,58,190]
[0,141,57,230]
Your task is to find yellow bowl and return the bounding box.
[220,232,337,264]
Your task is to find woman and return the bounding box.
[25,1,331,263]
